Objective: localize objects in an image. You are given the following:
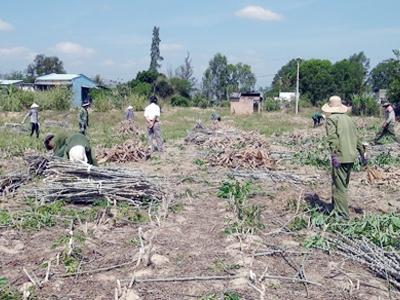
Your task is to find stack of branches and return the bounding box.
[185,123,276,169]
[184,122,214,145]
[0,173,29,196]
[204,133,276,170]
[328,234,400,289]
[27,158,164,207]
[366,166,400,186]
[24,154,50,176]
[0,154,51,196]
[117,120,141,137]
[2,122,28,133]
[97,140,151,164]
[42,119,71,129]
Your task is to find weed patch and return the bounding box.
[218,178,264,234]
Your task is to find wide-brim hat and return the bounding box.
[322,96,348,113]
[31,103,39,108]
[127,105,133,110]
[382,102,391,107]
[82,102,91,107]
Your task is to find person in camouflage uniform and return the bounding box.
[322,96,367,219]
[79,102,90,135]
[44,132,97,165]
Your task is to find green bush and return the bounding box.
[0,87,71,111]
[126,93,148,111]
[263,97,281,111]
[131,82,152,97]
[92,90,113,112]
[0,93,22,111]
[170,95,190,107]
[0,88,34,111]
[351,95,379,116]
[35,86,72,111]
[192,94,210,108]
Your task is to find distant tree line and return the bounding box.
[2,24,399,112]
[267,50,400,106]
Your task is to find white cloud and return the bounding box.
[52,42,95,57]
[0,18,14,31]
[235,6,283,21]
[0,46,35,59]
[160,43,184,52]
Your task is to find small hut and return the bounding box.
[230,92,263,115]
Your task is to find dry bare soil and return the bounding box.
[1,110,399,300]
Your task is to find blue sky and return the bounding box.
[1,0,399,86]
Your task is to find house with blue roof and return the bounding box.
[35,73,98,107]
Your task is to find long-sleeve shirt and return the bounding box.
[23,109,39,124]
[326,113,364,163]
[53,133,97,165]
[78,108,89,126]
[385,109,396,126]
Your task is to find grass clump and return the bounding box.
[306,208,400,250]
[0,276,25,300]
[200,291,241,300]
[217,178,264,234]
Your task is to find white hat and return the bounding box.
[31,103,39,108]
[322,96,348,114]
[82,102,91,107]
[127,105,133,110]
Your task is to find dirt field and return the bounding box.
[1,108,400,299]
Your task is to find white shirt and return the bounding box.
[144,103,161,120]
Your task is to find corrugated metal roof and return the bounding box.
[35,73,80,81]
[0,79,23,85]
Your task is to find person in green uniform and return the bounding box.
[374,102,400,144]
[322,96,367,219]
[78,102,90,135]
[44,132,97,165]
[311,112,325,127]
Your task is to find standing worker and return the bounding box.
[22,103,40,138]
[78,102,90,135]
[44,132,97,165]
[126,105,134,121]
[210,112,221,130]
[311,112,325,127]
[144,96,163,152]
[322,96,367,219]
[374,102,400,144]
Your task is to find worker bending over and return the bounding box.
[311,112,325,127]
[44,133,97,165]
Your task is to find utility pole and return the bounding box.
[295,58,300,114]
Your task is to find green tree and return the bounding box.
[175,52,196,89]
[155,78,174,99]
[369,59,397,91]
[270,59,299,96]
[370,50,400,103]
[236,63,256,92]
[170,77,191,98]
[331,52,369,100]
[202,53,229,101]
[149,26,163,71]
[3,70,26,80]
[26,54,65,80]
[299,59,334,105]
